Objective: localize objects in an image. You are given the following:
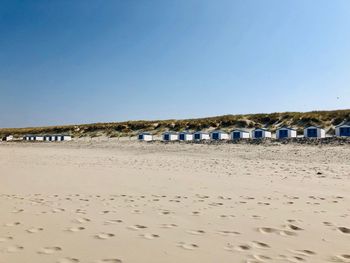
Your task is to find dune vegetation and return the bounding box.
[1,109,350,138]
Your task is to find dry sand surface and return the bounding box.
[0,138,350,263]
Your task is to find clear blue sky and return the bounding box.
[1,0,350,128]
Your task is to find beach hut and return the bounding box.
[35,135,44,141]
[61,135,72,141]
[24,135,35,141]
[193,132,210,141]
[138,132,153,141]
[230,130,250,140]
[210,130,229,140]
[252,128,272,139]
[43,134,72,142]
[162,132,179,141]
[44,135,54,141]
[304,126,325,138]
[335,121,350,137]
[178,132,193,141]
[2,135,13,141]
[276,127,297,139]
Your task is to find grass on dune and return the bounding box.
[1,109,349,138]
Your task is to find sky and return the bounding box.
[1,0,350,128]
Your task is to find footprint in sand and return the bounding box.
[289,250,316,257]
[6,245,24,253]
[73,218,91,224]
[234,244,252,252]
[160,223,177,229]
[37,246,62,255]
[323,221,333,226]
[338,227,350,234]
[246,254,272,262]
[57,257,80,263]
[257,227,278,234]
[100,210,114,215]
[279,230,298,237]
[285,224,304,231]
[96,259,122,263]
[219,214,235,218]
[257,227,297,236]
[52,208,65,213]
[217,230,240,236]
[65,227,85,233]
[127,224,147,231]
[251,241,270,249]
[11,209,24,213]
[224,243,234,251]
[332,254,350,263]
[94,233,115,240]
[75,209,86,214]
[286,256,307,262]
[104,219,123,225]
[159,210,173,215]
[4,222,21,227]
[177,242,198,250]
[26,227,44,234]
[287,219,303,224]
[141,233,160,240]
[186,230,205,235]
[0,236,13,242]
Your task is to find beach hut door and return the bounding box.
[340,127,350,136]
[255,131,263,138]
[307,129,317,138]
[279,130,288,138]
[233,132,240,139]
[212,133,219,140]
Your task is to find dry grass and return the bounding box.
[1,109,349,138]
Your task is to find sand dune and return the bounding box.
[0,139,349,262]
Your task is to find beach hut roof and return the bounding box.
[163,131,178,135]
[139,132,151,135]
[305,125,324,129]
[231,129,249,133]
[253,128,269,131]
[194,131,209,135]
[277,126,296,131]
[178,131,192,134]
[335,120,350,127]
[211,130,227,134]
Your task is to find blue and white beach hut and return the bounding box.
[335,121,350,137]
[276,127,297,139]
[252,128,272,139]
[210,130,229,140]
[138,132,153,141]
[193,131,210,141]
[162,132,179,141]
[178,132,193,141]
[304,126,325,138]
[230,129,250,140]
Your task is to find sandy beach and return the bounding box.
[0,139,349,263]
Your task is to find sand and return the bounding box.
[0,138,349,263]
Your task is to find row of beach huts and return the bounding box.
[23,134,72,141]
[2,134,72,142]
[138,122,350,141]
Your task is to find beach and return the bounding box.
[0,139,349,263]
